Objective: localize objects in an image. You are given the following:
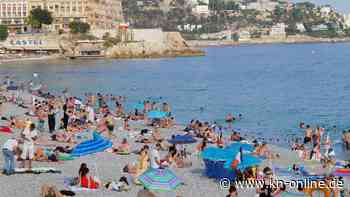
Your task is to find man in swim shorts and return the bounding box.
[304,125,312,144]
[21,123,38,169]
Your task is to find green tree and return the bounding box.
[345,28,350,37]
[0,25,8,41]
[27,8,53,29]
[69,21,90,34]
[273,5,285,22]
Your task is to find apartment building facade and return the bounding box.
[0,0,123,32]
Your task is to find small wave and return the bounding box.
[177,88,208,92]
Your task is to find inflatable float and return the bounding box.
[71,132,112,157]
[6,86,18,91]
[0,126,12,133]
[333,168,350,176]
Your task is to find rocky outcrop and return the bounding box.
[105,31,205,59]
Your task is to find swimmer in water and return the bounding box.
[299,122,305,129]
[225,113,234,123]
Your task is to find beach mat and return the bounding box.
[14,167,61,174]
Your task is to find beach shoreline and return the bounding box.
[187,36,350,48]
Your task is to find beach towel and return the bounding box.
[68,186,99,192]
[0,126,12,133]
[14,167,61,174]
[58,153,74,161]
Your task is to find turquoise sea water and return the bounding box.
[1,43,350,148]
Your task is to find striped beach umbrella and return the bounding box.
[138,168,183,191]
[333,168,350,177]
[281,192,310,197]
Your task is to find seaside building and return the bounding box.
[28,0,87,31]
[246,0,279,11]
[192,5,209,16]
[0,0,29,32]
[29,0,123,31]
[311,24,328,32]
[3,33,60,54]
[343,14,350,28]
[296,23,305,33]
[0,0,123,33]
[269,23,286,37]
[238,30,251,41]
[85,0,123,30]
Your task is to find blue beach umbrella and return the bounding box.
[224,154,262,170]
[71,132,112,157]
[168,135,197,144]
[147,110,167,119]
[138,168,183,191]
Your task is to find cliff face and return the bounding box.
[105,31,205,59]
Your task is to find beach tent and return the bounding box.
[138,168,183,191]
[201,147,232,161]
[147,110,168,119]
[168,135,197,144]
[226,142,255,152]
[71,132,112,157]
[224,154,262,170]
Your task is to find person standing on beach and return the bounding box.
[47,105,56,133]
[304,125,312,144]
[62,101,69,131]
[21,123,38,169]
[2,138,18,175]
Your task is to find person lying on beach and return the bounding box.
[51,131,75,144]
[135,132,152,144]
[105,176,130,192]
[113,138,131,154]
[34,148,61,162]
[8,116,26,129]
[79,163,101,189]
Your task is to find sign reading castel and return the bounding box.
[9,39,44,46]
